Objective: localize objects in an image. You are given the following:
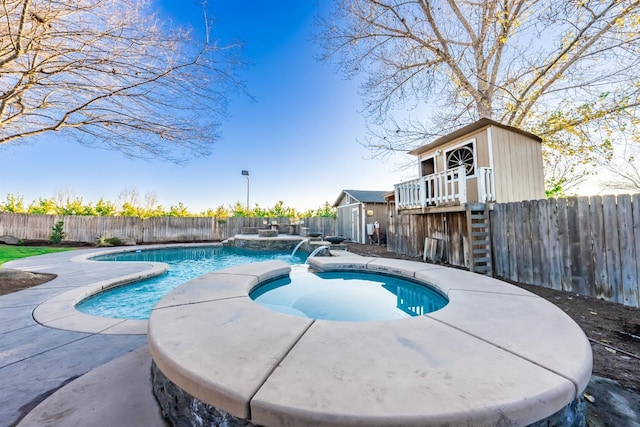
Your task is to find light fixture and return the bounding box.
[241,170,249,211]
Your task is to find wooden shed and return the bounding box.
[333,190,389,244]
[394,118,545,212]
[390,119,545,275]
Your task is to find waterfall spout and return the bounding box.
[305,245,329,262]
[290,239,310,258]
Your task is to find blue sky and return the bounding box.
[0,1,413,212]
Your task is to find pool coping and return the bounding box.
[147,256,593,427]
[30,243,223,335]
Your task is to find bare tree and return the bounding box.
[603,161,640,192]
[599,134,640,192]
[116,186,140,208]
[1,0,242,161]
[317,0,640,185]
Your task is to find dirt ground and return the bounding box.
[0,271,57,296]
[344,242,640,395]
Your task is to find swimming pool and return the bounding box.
[251,267,447,321]
[76,246,307,320]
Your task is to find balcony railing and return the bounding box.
[477,167,495,203]
[394,166,495,210]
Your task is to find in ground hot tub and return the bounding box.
[148,257,592,427]
[250,265,448,321]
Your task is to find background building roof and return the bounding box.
[333,190,389,207]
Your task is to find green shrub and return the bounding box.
[96,236,110,247]
[96,236,122,247]
[106,237,122,246]
[49,221,65,244]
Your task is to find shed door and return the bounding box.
[351,207,360,243]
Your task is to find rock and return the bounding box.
[0,235,20,245]
[258,229,278,238]
[118,237,137,246]
[0,268,37,280]
[585,376,640,427]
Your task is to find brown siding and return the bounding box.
[364,203,388,243]
[490,126,545,202]
[466,177,479,203]
[474,131,490,168]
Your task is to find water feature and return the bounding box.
[290,239,309,258]
[306,245,329,259]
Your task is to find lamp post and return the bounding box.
[241,170,250,212]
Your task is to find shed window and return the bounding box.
[446,142,475,176]
[421,157,435,176]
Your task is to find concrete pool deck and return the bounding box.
[1,244,592,426]
[0,247,164,426]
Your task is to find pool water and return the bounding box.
[251,265,448,321]
[76,246,307,320]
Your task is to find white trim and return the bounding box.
[443,138,477,178]
[361,204,367,244]
[419,154,438,176]
[351,207,361,243]
[339,202,362,209]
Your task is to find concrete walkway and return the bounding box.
[17,346,166,427]
[0,249,156,426]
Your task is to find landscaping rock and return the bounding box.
[585,376,640,426]
[0,235,20,245]
[0,268,37,280]
[118,237,137,246]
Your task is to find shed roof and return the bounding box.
[408,118,542,156]
[333,190,389,207]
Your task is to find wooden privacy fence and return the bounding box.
[0,213,336,244]
[387,194,640,307]
[492,195,640,308]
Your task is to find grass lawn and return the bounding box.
[0,246,74,266]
